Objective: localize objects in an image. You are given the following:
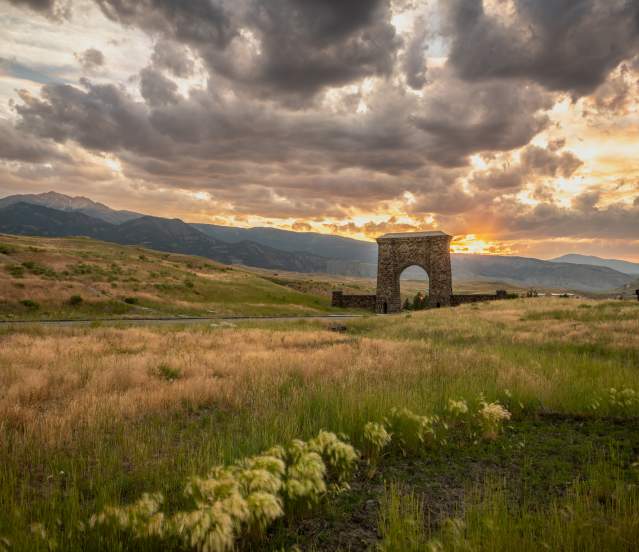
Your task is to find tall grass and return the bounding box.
[377,482,429,552]
[0,298,638,549]
[426,456,639,551]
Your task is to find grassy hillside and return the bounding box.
[1,298,638,550]
[0,234,346,319]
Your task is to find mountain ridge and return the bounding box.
[0,203,329,273]
[0,191,142,224]
[550,253,639,276]
[0,192,637,292]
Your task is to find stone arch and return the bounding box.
[375,231,452,314]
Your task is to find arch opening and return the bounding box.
[399,265,430,311]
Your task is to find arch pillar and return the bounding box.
[375,231,452,314]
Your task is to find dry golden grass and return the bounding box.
[1,297,638,552]
[4,297,637,449]
[0,327,426,447]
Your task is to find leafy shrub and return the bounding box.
[123,297,139,305]
[362,422,392,476]
[68,295,83,306]
[385,407,441,455]
[91,493,165,539]
[590,387,639,415]
[477,400,511,440]
[19,299,39,310]
[90,430,356,551]
[84,399,517,552]
[307,430,359,487]
[444,398,471,432]
[282,440,327,508]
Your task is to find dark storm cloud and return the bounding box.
[6,0,69,18]
[471,167,524,192]
[75,48,105,72]
[442,0,639,96]
[95,0,399,102]
[520,145,582,178]
[15,81,170,155]
[150,40,194,78]
[413,72,552,166]
[232,0,399,97]
[469,145,583,194]
[3,0,639,256]
[499,200,639,240]
[7,0,55,13]
[139,67,179,106]
[403,16,428,89]
[0,119,68,162]
[95,0,235,50]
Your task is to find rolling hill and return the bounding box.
[0,233,341,319]
[1,192,637,292]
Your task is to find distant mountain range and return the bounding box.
[0,203,328,273]
[550,254,639,276]
[0,191,637,293]
[0,191,141,224]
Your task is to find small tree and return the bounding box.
[403,298,411,311]
[412,292,426,310]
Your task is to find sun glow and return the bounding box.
[451,234,512,255]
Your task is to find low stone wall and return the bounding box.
[451,290,508,306]
[332,290,511,311]
[331,291,377,311]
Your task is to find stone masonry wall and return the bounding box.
[331,291,377,311]
[450,290,508,306]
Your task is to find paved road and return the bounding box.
[0,313,367,328]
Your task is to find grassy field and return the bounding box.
[1,297,638,550]
[0,233,531,322]
[0,234,352,319]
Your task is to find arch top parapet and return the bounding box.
[376,231,451,242]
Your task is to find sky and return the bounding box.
[1,0,638,260]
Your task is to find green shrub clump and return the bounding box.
[19,299,39,309]
[68,295,83,306]
[0,244,16,255]
[155,364,182,382]
[90,431,357,551]
[85,398,513,552]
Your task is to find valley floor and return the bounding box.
[1,298,638,550]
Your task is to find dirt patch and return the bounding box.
[266,417,639,551]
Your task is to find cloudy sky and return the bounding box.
[1,0,638,260]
